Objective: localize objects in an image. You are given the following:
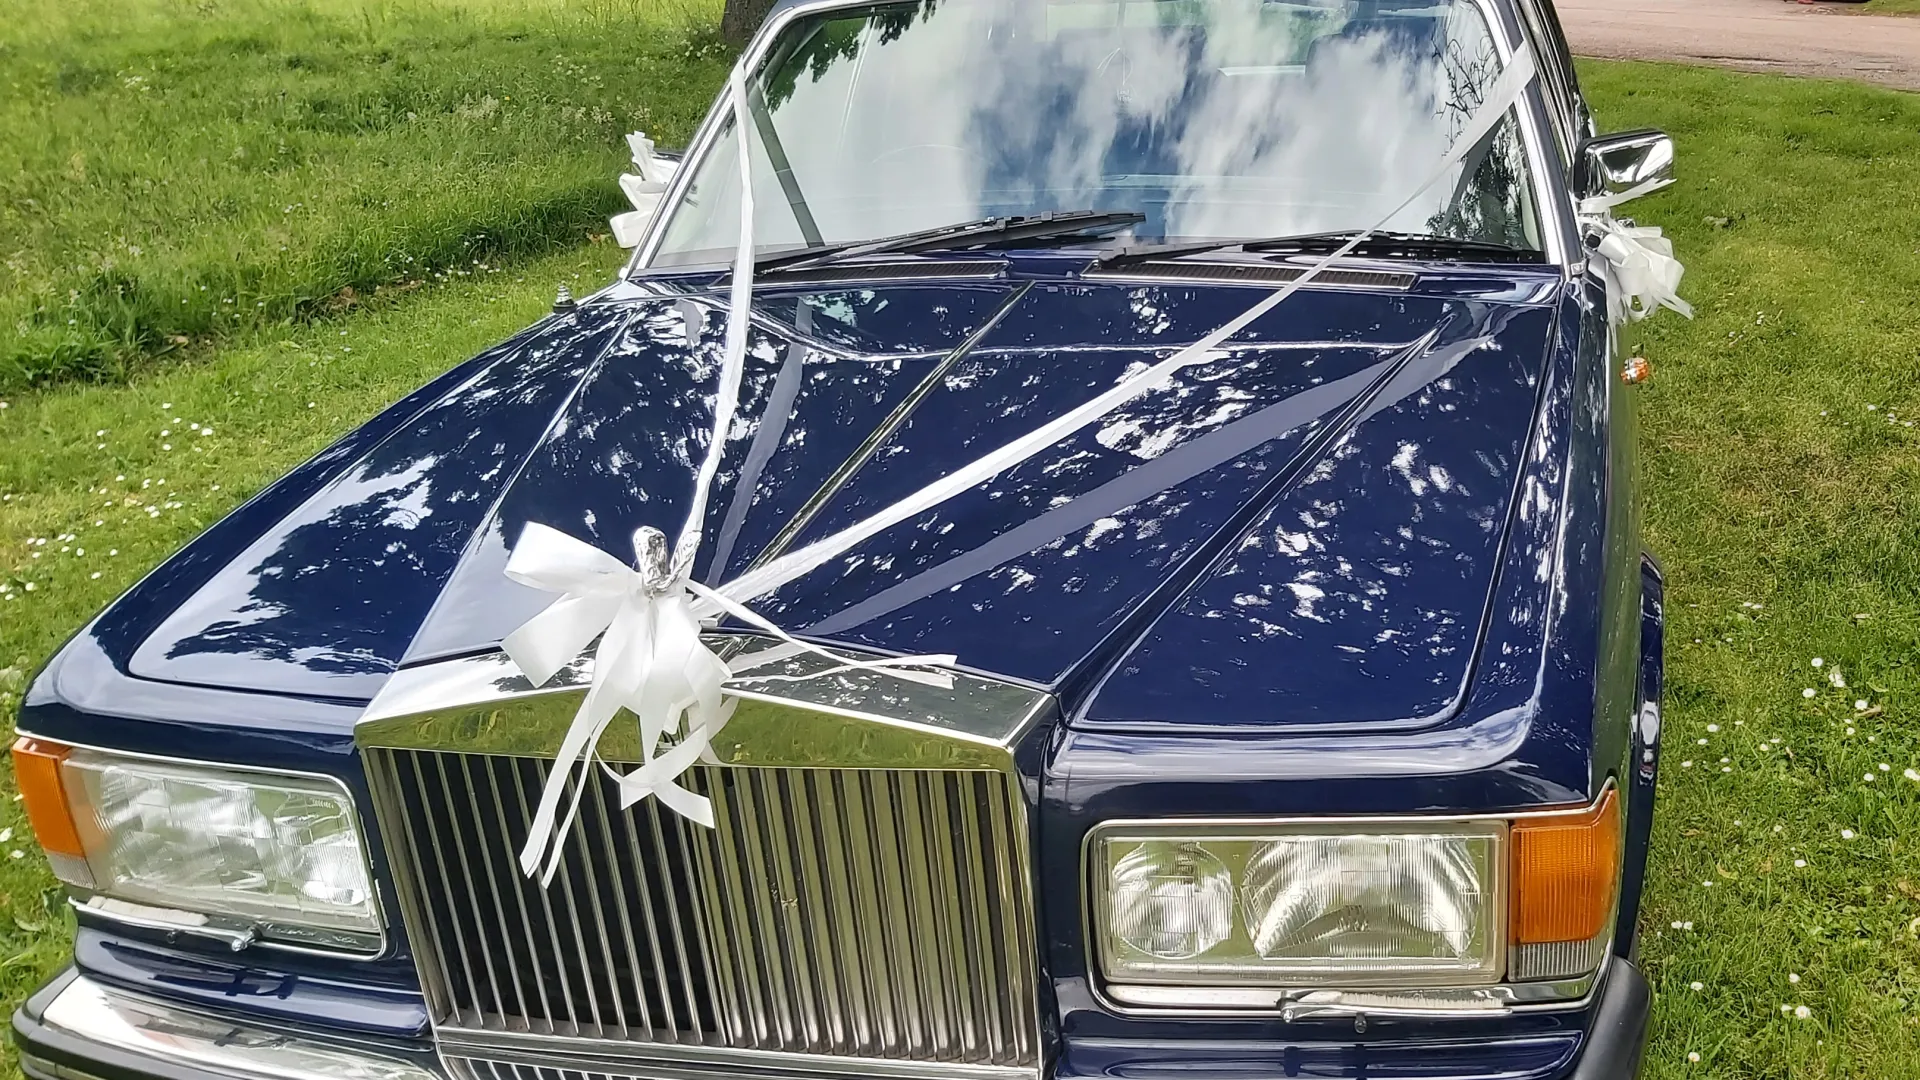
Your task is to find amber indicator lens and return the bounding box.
[11,736,96,888]
[12,737,81,858]
[1510,788,1621,944]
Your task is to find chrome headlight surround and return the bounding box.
[1084,789,1622,1017]
[14,735,385,957]
[1092,822,1508,990]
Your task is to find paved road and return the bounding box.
[1558,0,1920,91]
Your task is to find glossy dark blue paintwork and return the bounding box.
[20,246,1659,1074]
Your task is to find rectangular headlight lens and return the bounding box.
[1095,824,1505,987]
[58,749,380,952]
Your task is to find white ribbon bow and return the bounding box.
[503,522,956,884]
[501,46,1568,882]
[1580,178,1693,326]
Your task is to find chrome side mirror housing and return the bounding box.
[1574,129,1674,207]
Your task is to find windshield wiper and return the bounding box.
[1095,230,1540,269]
[756,211,1146,275]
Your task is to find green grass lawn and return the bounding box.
[0,0,729,392]
[1862,0,1920,16]
[4,16,1920,1078]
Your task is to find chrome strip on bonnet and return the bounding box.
[358,635,1050,1079]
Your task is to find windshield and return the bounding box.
[649,0,1543,268]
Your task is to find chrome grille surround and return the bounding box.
[358,636,1052,1080]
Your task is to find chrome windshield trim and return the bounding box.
[629,0,1569,277]
[357,633,1054,770]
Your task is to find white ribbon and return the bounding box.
[504,46,1558,881]
[1579,177,1693,325]
[612,131,679,248]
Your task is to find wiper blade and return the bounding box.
[1096,230,1536,269]
[758,211,1146,274]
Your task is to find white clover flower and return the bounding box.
[1803,688,1817,698]
[1905,768,1920,782]
[1671,920,1683,930]
[1681,760,1694,768]
[1707,724,1720,733]
[1683,921,1694,930]
[1690,981,1704,991]
[1687,1052,1701,1064]
[1847,727,1856,736]
[1789,973,1801,984]
[1794,859,1807,868]
[1866,773,1877,783]
[1841,829,1855,840]
[1856,699,1870,711]
[1781,1004,1793,1014]
[1812,658,1824,668]
[1697,738,1708,746]
[1794,1005,1811,1020]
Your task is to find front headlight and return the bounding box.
[13,738,381,954]
[1095,824,1506,987]
[1091,792,1621,1003]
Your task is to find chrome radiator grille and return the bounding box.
[365,749,1039,1070]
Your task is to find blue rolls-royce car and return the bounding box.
[12,1,1671,1078]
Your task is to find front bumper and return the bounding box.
[15,961,1651,1080]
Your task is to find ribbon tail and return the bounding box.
[686,581,957,688]
[518,601,652,882]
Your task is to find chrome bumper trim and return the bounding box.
[31,974,436,1080]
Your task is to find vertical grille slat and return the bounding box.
[367,752,1037,1070]
[407,753,488,1026]
[585,783,650,1037]
[652,807,714,1039]
[477,757,557,1033]
[509,761,586,1035]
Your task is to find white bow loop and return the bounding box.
[1580,180,1693,326]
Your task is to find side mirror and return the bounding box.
[1573,129,1674,207]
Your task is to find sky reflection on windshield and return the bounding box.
[655,0,1537,264]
